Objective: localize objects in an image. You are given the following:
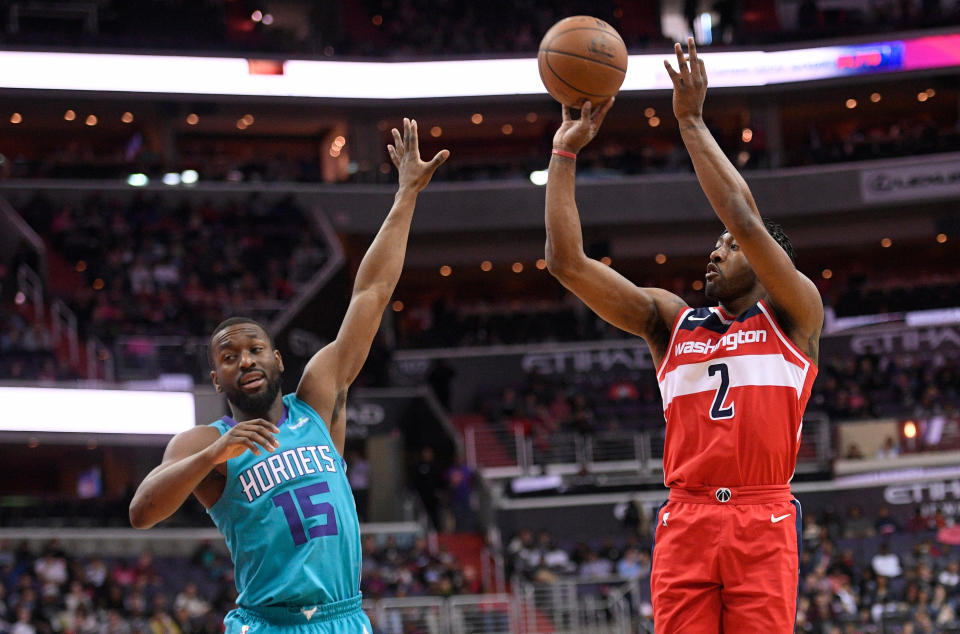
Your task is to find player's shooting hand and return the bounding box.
[205,418,280,463]
[552,98,614,154]
[664,37,707,124]
[388,118,450,193]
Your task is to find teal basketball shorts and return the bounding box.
[224,596,373,634]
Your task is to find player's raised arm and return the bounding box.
[296,118,448,452]
[545,99,687,365]
[665,38,822,351]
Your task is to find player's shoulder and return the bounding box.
[282,391,307,411]
[163,424,221,461]
[283,392,329,423]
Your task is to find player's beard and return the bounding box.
[705,268,756,304]
[227,370,283,417]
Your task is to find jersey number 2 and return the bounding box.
[708,363,735,420]
[272,482,339,546]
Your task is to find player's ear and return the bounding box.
[275,350,284,374]
[210,370,222,393]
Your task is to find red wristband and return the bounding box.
[552,148,577,160]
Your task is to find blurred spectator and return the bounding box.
[359,535,474,599]
[876,436,900,459]
[2,192,325,381]
[427,359,456,410]
[579,551,614,578]
[413,447,444,529]
[845,443,866,459]
[347,450,371,523]
[444,457,475,532]
[875,507,900,536]
[844,505,874,539]
[616,548,650,579]
[872,542,903,577]
[173,581,210,619]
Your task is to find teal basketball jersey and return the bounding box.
[207,393,362,608]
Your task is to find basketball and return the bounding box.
[537,15,628,108]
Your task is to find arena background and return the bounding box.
[0,1,959,632]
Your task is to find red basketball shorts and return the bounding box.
[651,485,801,633]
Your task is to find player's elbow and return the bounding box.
[544,254,569,280]
[128,499,157,530]
[544,245,581,281]
[354,282,393,309]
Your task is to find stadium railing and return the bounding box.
[466,412,833,481]
[516,575,646,634]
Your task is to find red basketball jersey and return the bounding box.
[655,300,817,488]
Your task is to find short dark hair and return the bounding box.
[721,219,795,263]
[208,316,272,367]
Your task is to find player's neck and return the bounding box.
[229,396,285,424]
[719,288,766,317]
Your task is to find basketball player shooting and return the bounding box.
[129,118,448,634]
[544,39,823,632]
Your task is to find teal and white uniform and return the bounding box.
[208,393,371,633]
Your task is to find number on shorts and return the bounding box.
[708,363,735,420]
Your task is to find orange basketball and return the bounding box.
[537,15,628,108]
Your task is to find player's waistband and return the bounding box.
[237,595,363,625]
[669,484,792,505]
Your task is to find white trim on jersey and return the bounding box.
[656,307,694,382]
[660,353,808,410]
[757,300,813,372]
[709,306,732,323]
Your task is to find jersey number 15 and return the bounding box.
[272,482,340,546]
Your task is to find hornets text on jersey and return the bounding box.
[207,393,362,608]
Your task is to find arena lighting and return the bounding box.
[529,170,548,185]
[162,172,181,185]
[0,33,956,98]
[180,169,199,184]
[696,13,713,46]
[0,387,195,434]
[126,173,148,186]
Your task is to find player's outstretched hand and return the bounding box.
[664,37,707,123]
[388,117,450,193]
[205,418,280,463]
[552,98,615,155]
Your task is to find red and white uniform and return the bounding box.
[650,300,817,633]
[657,299,817,487]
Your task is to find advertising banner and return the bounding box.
[860,158,960,203]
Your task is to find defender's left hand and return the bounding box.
[664,37,708,123]
[388,117,450,193]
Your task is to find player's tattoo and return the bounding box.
[333,389,347,421]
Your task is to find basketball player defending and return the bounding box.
[130,119,448,634]
[545,39,822,632]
